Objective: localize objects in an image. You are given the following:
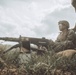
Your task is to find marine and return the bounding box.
[49,20,76,52]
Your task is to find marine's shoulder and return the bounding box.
[68,29,75,33]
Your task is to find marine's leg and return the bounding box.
[53,42,74,53]
[53,44,65,52]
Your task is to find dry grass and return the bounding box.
[0,44,76,75]
[24,51,76,75]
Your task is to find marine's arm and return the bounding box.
[61,30,75,46]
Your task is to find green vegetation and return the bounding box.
[0,44,76,75]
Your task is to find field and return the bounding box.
[0,44,76,75]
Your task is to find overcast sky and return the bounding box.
[0,0,76,42]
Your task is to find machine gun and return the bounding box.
[0,35,51,54]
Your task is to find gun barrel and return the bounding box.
[0,37,19,42]
[0,36,49,47]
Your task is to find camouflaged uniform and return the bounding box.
[53,29,75,52]
[51,20,76,52]
[72,0,76,11]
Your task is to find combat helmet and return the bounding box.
[58,20,69,28]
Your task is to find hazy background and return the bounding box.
[0,0,76,44]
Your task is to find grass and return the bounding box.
[0,44,76,75]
